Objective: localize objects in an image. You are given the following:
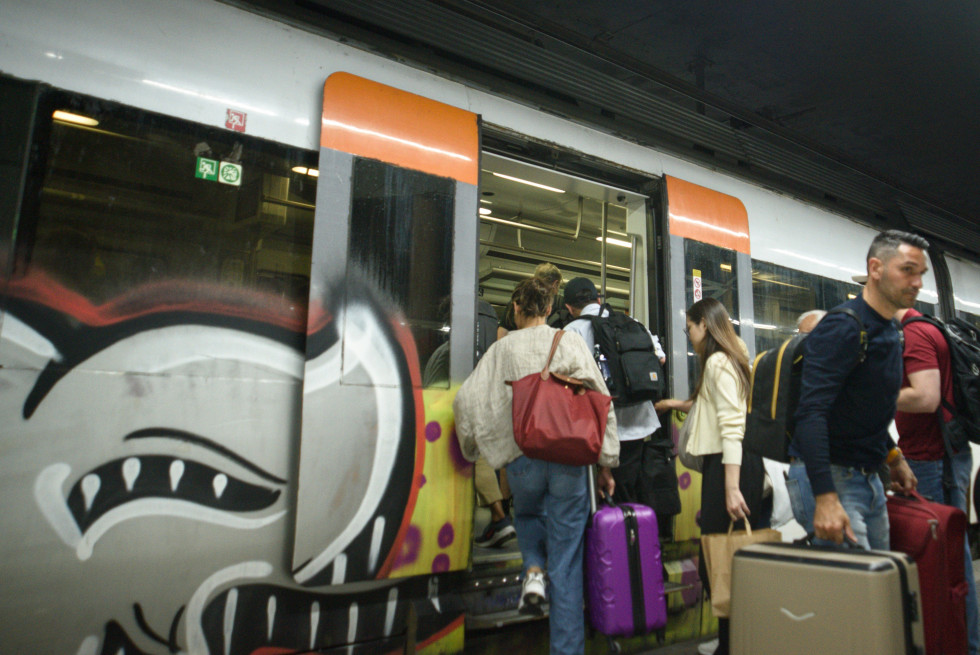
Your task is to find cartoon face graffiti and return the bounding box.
[0,277,419,654]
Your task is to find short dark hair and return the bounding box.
[563,277,598,309]
[867,230,930,264]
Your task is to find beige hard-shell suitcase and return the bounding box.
[731,542,925,654]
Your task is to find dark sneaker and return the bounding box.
[474,516,516,548]
[517,570,546,615]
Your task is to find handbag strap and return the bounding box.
[540,330,564,379]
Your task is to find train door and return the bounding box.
[465,143,658,634]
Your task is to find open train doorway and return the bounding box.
[464,138,660,633]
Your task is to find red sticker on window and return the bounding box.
[225,109,246,133]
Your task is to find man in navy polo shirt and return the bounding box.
[787,230,925,548]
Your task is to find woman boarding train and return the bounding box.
[454,277,619,655]
[456,281,767,655]
[656,297,768,655]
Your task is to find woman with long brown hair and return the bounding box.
[656,297,767,655]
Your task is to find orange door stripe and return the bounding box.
[666,176,750,254]
[321,73,479,185]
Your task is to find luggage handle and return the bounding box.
[899,489,929,504]
[587,465,616,516]
[795,532,863,549]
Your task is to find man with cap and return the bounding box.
[563,277,669,508]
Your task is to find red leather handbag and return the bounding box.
[507,331,611,466]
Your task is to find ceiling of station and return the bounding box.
[482,0,980,223]
[234,0,980,232]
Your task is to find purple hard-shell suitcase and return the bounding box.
[585,501,668,636]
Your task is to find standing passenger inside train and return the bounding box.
[453,276,618,655]
[497,263,564,336]
[787,230,923,549]
[562,277,673,511]
[655,297,765,655]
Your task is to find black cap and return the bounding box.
[564,277,598,304]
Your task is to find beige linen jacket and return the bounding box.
[453,324,619,470]
[684,351,748,465]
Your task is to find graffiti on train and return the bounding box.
[0,271,470,654]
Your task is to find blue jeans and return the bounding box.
[506,456,590,655]
[907,449,980,655]
[786,461,889,549]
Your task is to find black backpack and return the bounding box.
[903,314,980,451]
[582,304,665,407]
[743,307,867,462]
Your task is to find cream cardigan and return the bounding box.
[684,351,748,465]
[453,324,619,470]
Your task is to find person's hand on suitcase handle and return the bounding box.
[597,465,615,499]
[887,449,918,494]
[814,491,857,545]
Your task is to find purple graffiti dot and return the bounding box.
[448,428,473,476]
[678,471,691,490]
[391,525,422,570]
[419,474,427,488]
[437,522,455,548]
[432,553,450,573]
[695,510,702,528]
[425,421,442,442]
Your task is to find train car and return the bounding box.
[2,1,980,654]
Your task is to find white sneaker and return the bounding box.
[518,570,546,615]
[697,637,719,655]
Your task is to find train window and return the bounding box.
[958,311,980,332]
[682,240,739,388]
[751,259,937,355]
[751,260,859,353]
[348,158,454,383]
[947,254,980,331]
[13,89,316,315]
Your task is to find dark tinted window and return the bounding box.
[752,259,937,354]
[349,158,454,378]
[16,90,316,310]
[683,239,739,388]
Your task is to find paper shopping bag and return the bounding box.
[700,521,782,617]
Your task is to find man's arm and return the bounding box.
[896,368,941,413]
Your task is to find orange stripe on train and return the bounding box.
[321,72,479,185]
[666,176,750,254]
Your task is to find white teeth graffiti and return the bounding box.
[266,595,276,641]
[169,460,185,492]
[309,601,320,650]
[34,462,286,561]
[122,458,140,492]
[81,474,101,512]
[223,587,238,655]
[213,474,228,499]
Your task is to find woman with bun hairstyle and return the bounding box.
[655,297,767,655]
[454,276,619,655]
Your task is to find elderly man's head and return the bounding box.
[797,309,827,334]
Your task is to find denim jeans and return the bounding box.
[907,449,980,655]
[506,456,590,655]
[786,461,889,549]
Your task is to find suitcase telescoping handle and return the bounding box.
[795,532,863,549]
[586,465,616,516]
